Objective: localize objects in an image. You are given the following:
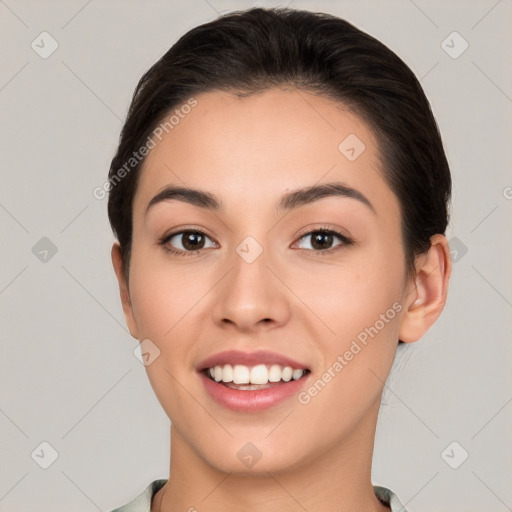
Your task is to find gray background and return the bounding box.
[1,0,511,510]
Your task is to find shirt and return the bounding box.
[109,479,409,511]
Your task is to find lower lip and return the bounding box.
[198,371,310,412]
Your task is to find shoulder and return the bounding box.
[373,485,409,512]
[108,479,168,512]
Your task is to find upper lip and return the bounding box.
[197,350,310,371]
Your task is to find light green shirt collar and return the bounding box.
[110,479,410,512]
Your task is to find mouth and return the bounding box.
[196,349,312,411]
[201,363,311,390]
[196,350,312,412]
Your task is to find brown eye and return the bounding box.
[162,230,216,254]
[310,231,335,250]
[295,229,351,252]
[181,231,206,250]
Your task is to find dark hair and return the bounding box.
[107,6,451,286]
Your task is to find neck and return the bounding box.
[153,399,390,512]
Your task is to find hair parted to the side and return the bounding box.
[107,7,451,290]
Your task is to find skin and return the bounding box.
[111,87,451,512]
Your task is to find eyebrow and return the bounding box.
[145,181,375,216]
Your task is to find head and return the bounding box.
[108,8,451,474]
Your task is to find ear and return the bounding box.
[399,234,452,343]
[111,242,139,339]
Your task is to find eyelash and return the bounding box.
[158,226,353,257]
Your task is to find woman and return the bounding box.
[107,7,451,511]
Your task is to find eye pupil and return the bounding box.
[183,231,205,250]
[311,232,333,250]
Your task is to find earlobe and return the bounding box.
[398,234,452,343]
[111,242,139,339]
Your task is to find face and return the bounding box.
[114,87,424,474]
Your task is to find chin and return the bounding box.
[200,441,306,476]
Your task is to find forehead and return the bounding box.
[133,87,398,221]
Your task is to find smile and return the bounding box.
[204,363,309,388]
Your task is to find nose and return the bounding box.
[211,241,291,333]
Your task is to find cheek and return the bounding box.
[293,259,403,435]
[291,238,405,415]
[291,239,405,342]
[126,249,203,416]
[127,246,207,338]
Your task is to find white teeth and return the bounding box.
[250,364,268,385]
[233,365,250,384]
[206,363,306,385]
[292,368,303,380]
[282,366,293,382]
[268,364,282,382]
[221,364,233,383]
